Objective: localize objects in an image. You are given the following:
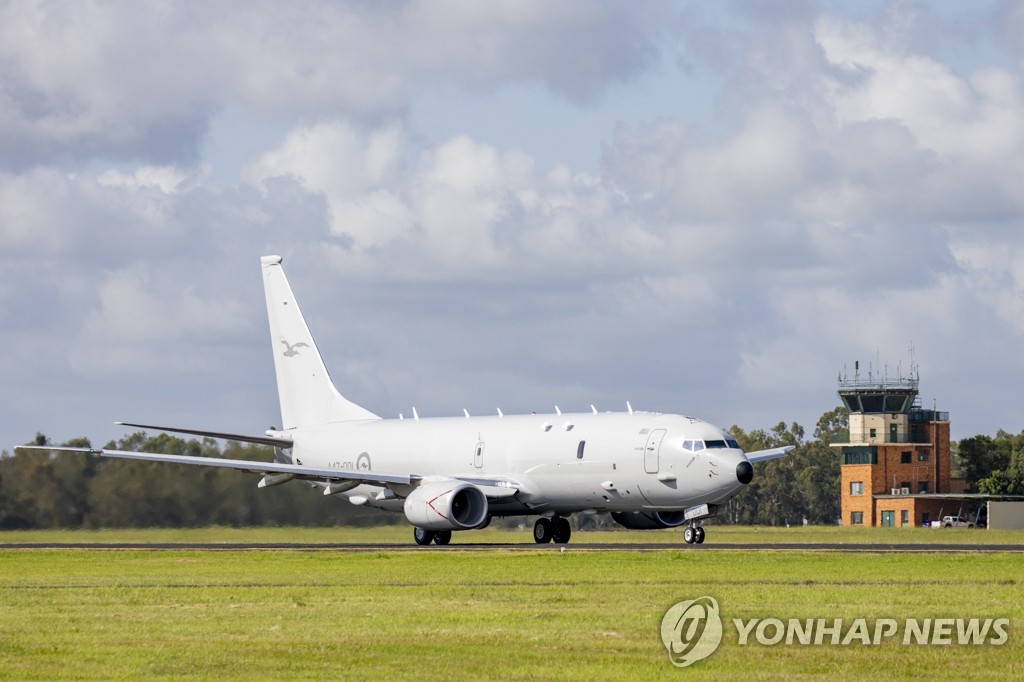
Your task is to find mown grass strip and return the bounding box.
[0,545,1021,680]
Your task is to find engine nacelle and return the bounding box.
[403,480,489,531]
[611,510,688,530]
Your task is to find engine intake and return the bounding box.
[403,480,489,531]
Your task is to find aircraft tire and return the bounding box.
[434,530,452,545]
[552,517,572,544]
[413,527,435,546]
[695,527,705,544]
[533,518,553,544]
[683,527,696,544]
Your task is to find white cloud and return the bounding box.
[0,1,661,169]
[817,14,1024,163]
[245,124,671,278]
[244,122,410,248]
[84,267,247,343]
[96,165,199,194]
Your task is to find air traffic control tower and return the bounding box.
[832,363,954,527]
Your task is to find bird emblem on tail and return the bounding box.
[281,340,309,357]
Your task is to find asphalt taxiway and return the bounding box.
[4,542,1024,552]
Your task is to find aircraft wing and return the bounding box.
[14,446,411,486]
[745,445,795,463]
[451,475,520,499]
[15,446,522,500]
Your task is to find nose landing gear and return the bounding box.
[683,524,705,545]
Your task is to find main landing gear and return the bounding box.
[413,528,452,545]
[683,524,706,545]
[534,517,571,544]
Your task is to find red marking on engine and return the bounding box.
[427,488,454,520]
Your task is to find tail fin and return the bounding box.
[261,255,380,429]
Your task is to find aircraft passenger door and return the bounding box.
[473,442,484,469]
[644,429,665,474]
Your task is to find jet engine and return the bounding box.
[611,510,688,530]
[403,480,489,531]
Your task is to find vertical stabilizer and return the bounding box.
[261,256,380,429]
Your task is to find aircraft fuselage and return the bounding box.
[290,411,750,516]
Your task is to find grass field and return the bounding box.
[1,528,1022,680]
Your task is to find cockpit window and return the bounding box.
[726,439,740,449]
[705,440,728,449]
[693,440,705,452]
[682,440,693,451]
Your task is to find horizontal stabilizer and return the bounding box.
[116,422,293,448]
[745,445,795,463]
[15,446,412,486]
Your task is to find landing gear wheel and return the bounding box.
[533,518,554,544]
[413,527,435,546]
[683,526,696,544]
[552,517,572,544]
[434,530,452,545]
[695,527,706,544]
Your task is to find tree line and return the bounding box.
[955,430,1024,495]
[1,407,1019,529]
[0,432,398,530]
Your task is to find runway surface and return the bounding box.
[5,542,1024,552]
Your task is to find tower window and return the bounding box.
[901,451,911,464]
[850,511,864,525]
[842,447,877,465]
[918,451,929,462]
[850,481,863,495]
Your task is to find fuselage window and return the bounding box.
[693,441,705,452]
[577,440,585,459]
[705,440,728,449]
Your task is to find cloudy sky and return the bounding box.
[3,0,1023,452]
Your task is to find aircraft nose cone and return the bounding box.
[736,460,754,485]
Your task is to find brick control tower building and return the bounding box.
[832,362,954,527]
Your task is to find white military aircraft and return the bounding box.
[19,256,791,545]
